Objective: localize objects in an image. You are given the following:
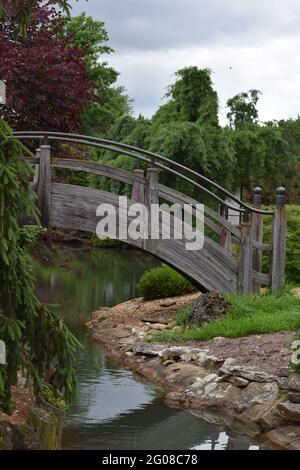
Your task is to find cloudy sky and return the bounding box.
[70,0,300,125]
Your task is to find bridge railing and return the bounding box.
[12,131,287,294]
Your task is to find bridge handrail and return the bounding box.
[12,131,274,216]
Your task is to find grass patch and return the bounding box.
[153,288,300,342]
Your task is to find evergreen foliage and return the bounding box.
[0,119,80,413]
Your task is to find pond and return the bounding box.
[32,243,271,450]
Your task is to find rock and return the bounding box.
[218,357,236,372]
[219,361,278,383]
[279,367,290,378]
[165,363,208,387]
[288,393,300,404]
[162,359,175,367]
[288,374,300,392]
[278,377,290,390]
[255,406,285,431]
[141,310,176,325]
[213,336,226,344]
[188,379,242,407]
[133,343,166,357]
[237,382,279,411]
[167,321,177,329]
[0,421,39,450]
[163,346,208,361]
[188,291,232,327]
[29,400,65,450]
[226,376,249,388]
[277,402,300,422]
[267,425,300,450]
[194,352,223,367]
[125,351,134,357]
[233,382,280,429]
[189,373,220,391]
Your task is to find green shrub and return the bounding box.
[137,265,197,300]
[263,205,300,283]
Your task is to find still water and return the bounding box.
[33,244,270,450]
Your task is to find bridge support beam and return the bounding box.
[37,145,51,227]
[271,187,287,291]
[238,217,253,294]
[251,187,263,293]
[145,168,159,252]
[131,169,145,204]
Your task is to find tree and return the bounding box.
[0,0,78,33]
[227,89,261,128]
[0,118,80,412]
[0,2,95,132]
[167,67,219,127]
[62,12,132,136]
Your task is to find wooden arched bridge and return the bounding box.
[14,131,287,295]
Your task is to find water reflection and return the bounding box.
[32,244,270,450]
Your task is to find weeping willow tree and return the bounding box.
[0,0,80,34]
[0,118,80,413]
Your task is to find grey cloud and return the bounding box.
[68,1,300,123]
[70,0,300,52]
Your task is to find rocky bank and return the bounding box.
[87,294,300,450]
[0,384,65,450]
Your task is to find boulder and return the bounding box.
[236,382,279,412]
[226,376,249,388]
[266,425,300,450]
[188,291,232,327]
[277,402,300,422]
[219,360,278,383]
[165,363,208,387]
[288,393,300,404]
[288,374,300,392]
[133,343,166,357]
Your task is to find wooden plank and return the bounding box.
[131,169,145,203]
[52,158,145,187]
[50,183,238,293]
[23,156,39,165]
[37,145,51,227]
[251,188,264,292]
[158,184,241,239]
[220,228,232,253]
[252,270,271,286]
[271,205,287,291]
[238,222,253,293]
[252,240,272,252]
[51,183,238,273]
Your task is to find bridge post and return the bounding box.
[238,211,253,294]
[31,148,41,193]
[145,168,159,251]
[146,168,159,206]
[271,187,287,291]
[37,145,51,227]
[252,187,263,292]
[220,205,232,253]
[131,169,145,204]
